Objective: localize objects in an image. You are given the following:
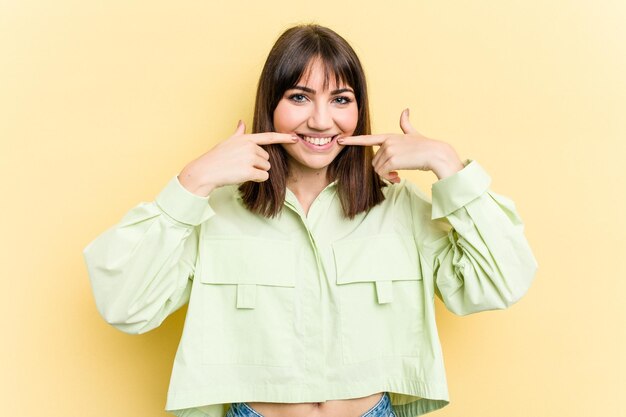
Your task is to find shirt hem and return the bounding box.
[165,378,449,417]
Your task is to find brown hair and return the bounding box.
[238,24,387,219]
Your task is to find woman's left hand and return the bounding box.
[337,109,465,183]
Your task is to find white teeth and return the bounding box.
[303,136,333,145]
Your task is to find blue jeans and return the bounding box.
[225,392,397,417]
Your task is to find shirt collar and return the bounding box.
[284,180,338,206]
[235,180,339,204]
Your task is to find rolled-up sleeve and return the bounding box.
[406,159,539,315]
[82,175,216,334]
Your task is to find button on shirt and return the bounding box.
[82,159,538,417]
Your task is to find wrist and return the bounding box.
[177,170,217,197]
[431,146,464,180]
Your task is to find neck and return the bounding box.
[286,164,331,200]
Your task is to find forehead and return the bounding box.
[295,58,352,91]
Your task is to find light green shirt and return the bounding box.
[82,159,538,417]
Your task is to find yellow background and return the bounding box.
[1,1,624,416]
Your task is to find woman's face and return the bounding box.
[273,59,358,175]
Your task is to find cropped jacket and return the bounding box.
[82,159,538,417]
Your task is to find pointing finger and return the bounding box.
[399,108,418,135]
[252,132,299,145]
[338,134,387,146]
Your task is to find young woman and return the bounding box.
[83,24,538,417]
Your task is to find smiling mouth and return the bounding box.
[296,133,339,146]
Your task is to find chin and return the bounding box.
[299,156,338,170]
[298,162,332,171]
[283,147,343,172]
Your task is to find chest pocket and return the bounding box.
[198,237,297,367]
[332,234,425,364]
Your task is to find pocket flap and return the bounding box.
[332,234,422,285]
[199,237,295,287]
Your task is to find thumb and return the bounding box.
[234,119,246,135]
[399,108,418,135]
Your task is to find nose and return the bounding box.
[307,102,333,131]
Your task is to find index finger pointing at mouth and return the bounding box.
[337,134,387,146]
[252,132,299,145]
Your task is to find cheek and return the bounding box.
[336,107,359,133]
[273,101,303,132]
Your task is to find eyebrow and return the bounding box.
[291,85,355,95]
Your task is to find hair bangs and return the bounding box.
[271,33,359,104]
[296,54,353,93]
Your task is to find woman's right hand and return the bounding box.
[177,120,298,197]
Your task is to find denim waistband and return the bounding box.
[226,392,395,417]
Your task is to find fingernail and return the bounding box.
[291,134,299,141]
[405,108,410,117]
[337,138,344,144]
